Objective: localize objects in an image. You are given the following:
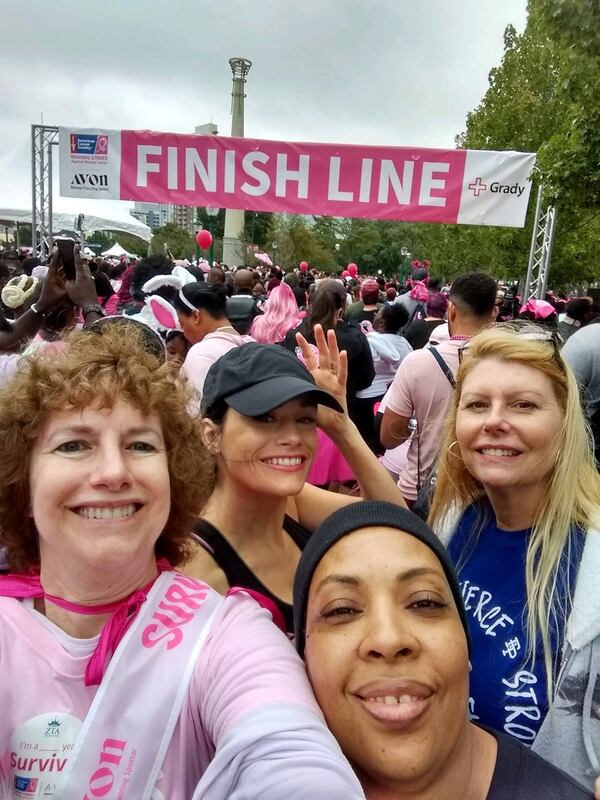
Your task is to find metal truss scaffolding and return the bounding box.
[523,185,557,301]
[31,125,59,258]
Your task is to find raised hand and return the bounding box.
[295,323,350,436]
[64,245,98,309]
[37,248,67,313]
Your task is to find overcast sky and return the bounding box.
[0,0,527,223]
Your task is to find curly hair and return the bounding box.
[0,323,215,572]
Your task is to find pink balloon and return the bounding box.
[196,229,213,249]
[347,263,358,277]
[299,261,308,271]
[341,270,350,278]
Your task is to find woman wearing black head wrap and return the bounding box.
[293,501,591,800]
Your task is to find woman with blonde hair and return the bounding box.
[428,323,600,792]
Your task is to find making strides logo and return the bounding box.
[44,719,61,737]
[468,176,527,198]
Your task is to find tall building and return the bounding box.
[172,205,196,234]
[130,203,172,232]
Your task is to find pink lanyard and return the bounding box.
[0,560,171,686]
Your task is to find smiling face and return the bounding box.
[214,397,318,498]
[304,528,470,795]
[29,400,171,579]
[455,358,563,501]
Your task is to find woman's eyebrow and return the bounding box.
[315,566,442,593]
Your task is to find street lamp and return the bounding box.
[400,246,411,285]
[206,207,219,266]
[272,241,278,265]
[334,242,340,265]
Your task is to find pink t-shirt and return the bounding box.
[385,339,463,501]
[0,591,362,799]
[181,331,254,410]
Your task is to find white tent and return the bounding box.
[101,242,138,259]
[0,208,152,243]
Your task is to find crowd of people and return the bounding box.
[0,241,598,799]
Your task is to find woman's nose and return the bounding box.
[482,403,510,432]
[359,609,421,661]
[89,445,133,490]
[276,421,302,445]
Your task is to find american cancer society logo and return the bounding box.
[70,133,108,156]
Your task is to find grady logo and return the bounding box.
[71,173,108,188]
[490,181,525,197]
[468,178,526,198]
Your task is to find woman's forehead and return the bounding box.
[312,528,445,584]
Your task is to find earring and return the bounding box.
[448,440,462,458]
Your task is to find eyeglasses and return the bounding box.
[457,323,565,371]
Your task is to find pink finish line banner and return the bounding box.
[59,127,536,227]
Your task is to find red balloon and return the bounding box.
[196,229,213,249]
[341,270,350,278]
[299,261,308,272]
[347,263,358,277]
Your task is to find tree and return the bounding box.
[456,5,600,286]
[266,215,336,271]
[150,223,195,259]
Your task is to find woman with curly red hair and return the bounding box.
[0,322,364,799]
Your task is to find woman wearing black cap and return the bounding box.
[182,325,405,635]
[293,501,592,799]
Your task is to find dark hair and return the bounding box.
[283,272,299,289]
[379,303,409,334]
[131,255,173,302]
[306,279,346,337]
[173,282,228,319]
[109,262,127,280]
[412,267,429,282]
[208,267,226,286]
[565,297,592,322]
[21,257,41,277]
[428,275,442,292]
[0,261,10,279]
[186,265,204,281]
[449,271,497,318]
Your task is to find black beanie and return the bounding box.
[293,500,471,657]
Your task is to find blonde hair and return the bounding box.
[429,324,600,695]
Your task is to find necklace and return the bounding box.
[449,334,471,341]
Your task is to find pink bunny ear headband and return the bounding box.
[135,266,198,332]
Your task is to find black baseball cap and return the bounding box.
[201,342,343,417]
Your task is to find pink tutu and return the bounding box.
[307,429,355,485]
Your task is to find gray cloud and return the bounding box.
[0,0,527,218]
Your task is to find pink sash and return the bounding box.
[55,571,222,800]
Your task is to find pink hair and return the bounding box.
[250,282,306,344]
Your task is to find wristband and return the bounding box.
[82,303,106,318]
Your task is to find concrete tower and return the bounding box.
[222,57,252,267]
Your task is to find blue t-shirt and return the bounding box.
[448,503,583,746]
